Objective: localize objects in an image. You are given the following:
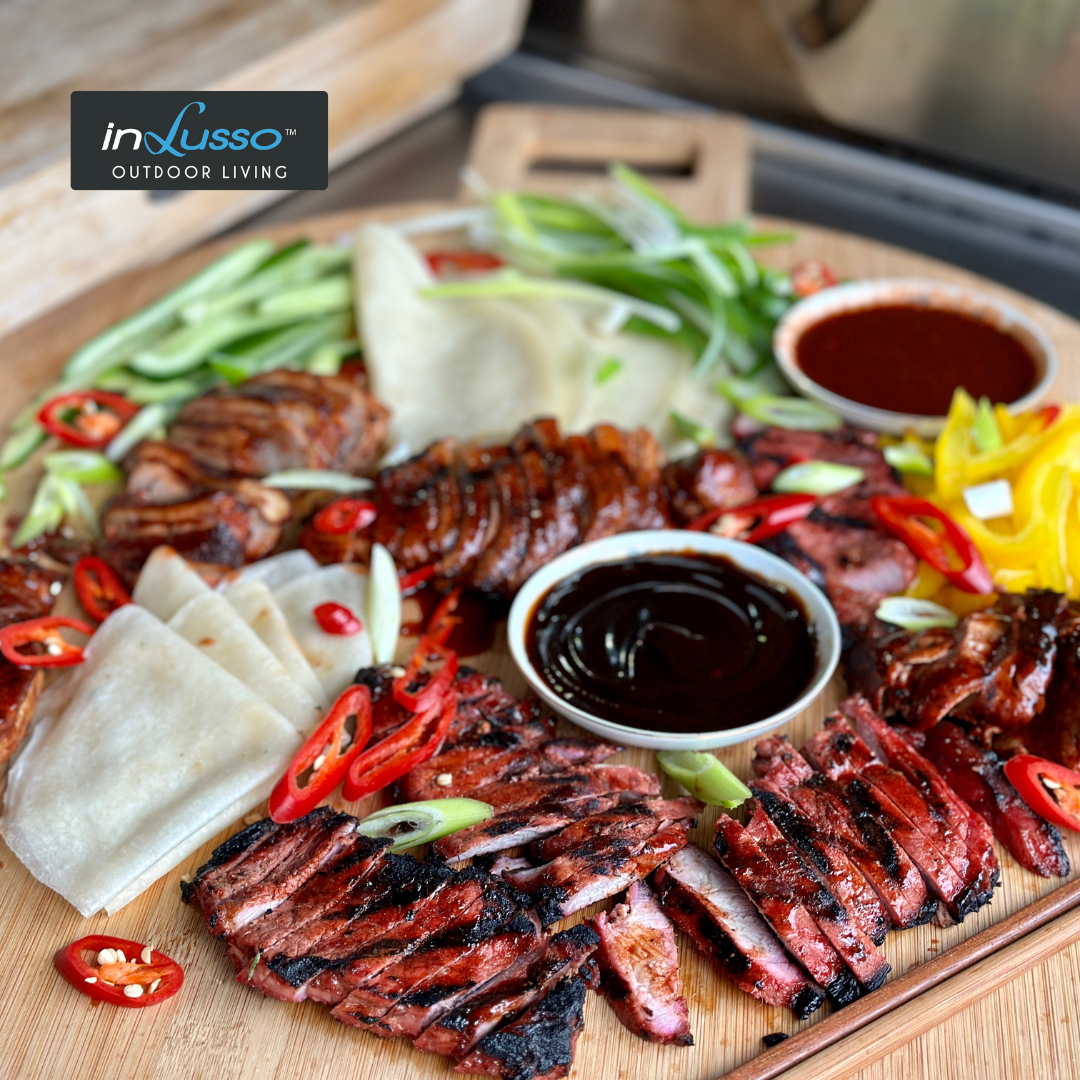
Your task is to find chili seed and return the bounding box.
[140,946,153,964]
[123,984,143,999]
[96,949,117,966]
[115,949,126,963]
[435,773,453,787]
[84,977,97,984]
[1043,777,1063,790]
[149,979,161,994]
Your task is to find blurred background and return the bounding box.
[4,0,1080,333]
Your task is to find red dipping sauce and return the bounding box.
[795,304,1038,416]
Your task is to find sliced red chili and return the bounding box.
[791,259,838,298]
[426,587,463,646]
[392,636,459,713]
[871,495,994,595]
[73,555,132,623]
[269,684,373,823]
[687,494,817,542]
[426,251,503,275]
[1003,755,1080,835]
[314,602,363,636]
[1039,404,1062,430]
[313,498,377,536]
[342,691,456,803]
[54,935,183,1008]
[0,616,94,668]
[37,391,139,450]
[399,564,437,595]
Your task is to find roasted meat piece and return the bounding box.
[652,844,825,1018]
[662,448,756,523]
[591,881,693,1045]
[168,369,389,477]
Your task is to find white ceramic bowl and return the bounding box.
[773,278,1058,437]
[507,530,841,751]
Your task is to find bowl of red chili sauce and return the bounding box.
[773,278,1057,435]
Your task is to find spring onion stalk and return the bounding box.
[43,451,123,485]
[962,478,1014,521]
[773,461,865,495]
[261,470,374,493]
[740,395,843,432]
[670,411,717,448]
[656,750,751,808]
[0,426,48,470]
[973,396,1004,453]
[256,274,353,320]
[884,441,934,477]
[355,799,494,853]
[11,473,65,547]
[306,340,357,376]
[595,357,623,384]
[54,475,101,539]
[210,314,351,383]
[876,597,959,632]
[392,205,491,236]
[105,402,173,462]
[367,542,402,665]
[62,239,276,385]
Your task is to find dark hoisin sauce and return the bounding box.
[796,304,1037,416]
[525,552,816,734]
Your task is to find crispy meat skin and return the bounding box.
[652,845,825,1018]
[0,559,62,762]
[591,881,693,1045]
[917,721,1070,878]
[663,448,757,523]
[169,369,389,477]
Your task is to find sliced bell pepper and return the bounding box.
[392,636,458,713]
[687,493,816,543]
[0,616,94,668]
[73,555,132,623]
[1003,755,1080,834]
[268,684,373,823]
[426,587,463,646]
[54,935,183,1007]
[426,251,503,275]
[313,602,363,636]
[312,497,377,535]
[37,391,139,450]
[871,496,993,595]
[342,691,456,803]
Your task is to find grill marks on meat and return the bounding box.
[652,845,826,1019]
[0,559,63,762]
[918,722,1070,878]
[590,881,693,1046]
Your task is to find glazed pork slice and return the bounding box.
[455,973,589,1080]
[478,767,662,815]
[744,808,890,992]
[803,717,979,921]
[591,881,692,1045]
[713,815,860,1007]
[505,822,689,922]
[415,925,600,1059]
[919,721,1070,878]
[754,736,935,930]
[399,737,621,802]
[652,845,825,1018]
[433,794,635,865]
[842,696,1000,906]
[331,910,545,1040]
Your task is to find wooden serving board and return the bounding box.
[2,119,1080,1080]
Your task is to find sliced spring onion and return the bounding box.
[256,274,353,320]
[261,470,374,493]
[43,450,123,485]
[670,411,716,448]
[367,542,402,665]
[773,460,865,496]
[739,394,842,432]
[595,357,623,384]
[973,396,1004,453]
[884,441,934,476]
[105,402,173,462]
[54,475,101,539]
[656,750,751,808]
[62,239,276,385]
[875,596,959,632]
[962,478,1014,521]
[210,314,351,383]
[354,799,494,852]
[11,473,65,547]
[0,425,48,470]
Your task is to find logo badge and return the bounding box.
[71,91,328,191]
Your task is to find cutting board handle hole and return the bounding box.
[526,154,698,179]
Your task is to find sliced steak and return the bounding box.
[591,881,693,1045]
[652,845,825,1019]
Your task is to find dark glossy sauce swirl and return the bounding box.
[525,552,817,734]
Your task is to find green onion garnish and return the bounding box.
[355,799,493,852]
[656,750,751,808]
[884,441,934,476]
[261,470,373,493]
[973,396,1004,453]
[772,460,865,496]
[875,597,959,632]
[366,542,402,666]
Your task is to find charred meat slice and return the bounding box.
[663,448,757,524]
[591,881,693,1045]
[918,721,1070,879]
[415,925,599,1060]
[455,973,589,1080]
[653,845,825,1018]
[713,815,860,1006]
[168,369,389,477]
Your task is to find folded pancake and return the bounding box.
[0,605,302,916]
[220,549,320,594]
[131,544,211,621]
[168,592,323,734]
[273,564,373,699]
